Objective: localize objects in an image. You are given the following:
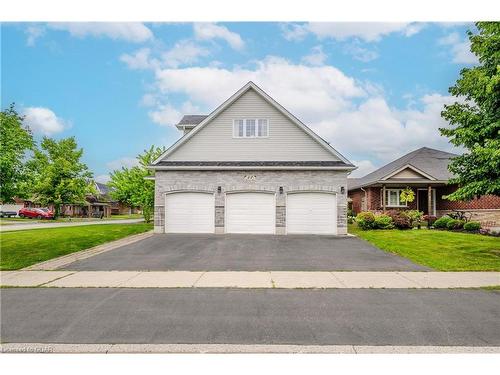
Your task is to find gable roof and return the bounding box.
[348,147,458,190]
[95,182,111,195]
[152,81,354,168]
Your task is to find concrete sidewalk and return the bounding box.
[0,218,144,232]
[1,270,498,288]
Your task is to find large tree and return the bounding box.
[108,146,165,223]
[440,22,500,201]
[28,137,93,217]
[0,104,35,203]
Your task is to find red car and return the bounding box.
[18,207,55,219]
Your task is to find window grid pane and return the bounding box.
[258,119,268,136]
[246,119,256,137]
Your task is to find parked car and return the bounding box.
[18,207,55,219]
[0,210,17,218]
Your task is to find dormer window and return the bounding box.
[233,119,268,138]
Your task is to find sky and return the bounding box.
[1,22,477,181]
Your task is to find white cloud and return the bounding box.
[48,22,153,43]
[154,56,365,122]
[301,45,327,66]
[162,40,210,68]
[106,157,139,171]
[194,23,244,50]
[95,174,111,184]
[25,25,45,46]
[22,107,67,135]
[438,32,478,64]
[120,48,159,70]
[283,22,425,42]
[343,44,379,62]
[281,23,310,41]
[311,94,460,162]
[148,104,183,126]
[350,160,377,178]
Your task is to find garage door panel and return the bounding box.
[287,193,337,235]
[165,193,214,233]
[226,193,275,234]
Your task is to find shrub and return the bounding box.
[374,214,394,229]
[386,210,412,229]
[356,211,376,230]
[433,216,453,229]
[446,219,465,230]
[405,210,424,227]
[423,215,437,225]
[463,221,481,231]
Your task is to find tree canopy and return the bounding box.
[440,22,500,200]
[0,104,35,203]
[108,146,166,223]
[27,137,93,217]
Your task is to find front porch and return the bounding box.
[357,183,447,216]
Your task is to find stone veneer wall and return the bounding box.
[154,170,349,235]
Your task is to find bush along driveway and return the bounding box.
[349,224,500,271]
[0,223,152,270]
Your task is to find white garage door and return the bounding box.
[226,192,275,234]
[165,192,214,233]
[287,193,337,235]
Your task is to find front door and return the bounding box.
[418,189,435,215]
[418,191,429,215]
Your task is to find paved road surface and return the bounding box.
[2,288,499,345]
[0,218,144,232]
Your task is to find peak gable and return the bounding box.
[153,82,353,167]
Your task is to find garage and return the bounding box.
[225,192,275,234]
[165,192,214,233]
[287,192,337,235]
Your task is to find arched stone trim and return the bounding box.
[225,188,277,194]
[287,186,338,193]
[160,185,216,195]
[224,185,278,193]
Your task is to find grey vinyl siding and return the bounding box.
[165,89,338,162]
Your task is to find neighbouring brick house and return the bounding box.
[348,147,500,228]
[150,82,355,235]
[23,181,139,218]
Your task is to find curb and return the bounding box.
[1,343,500,354]
[22,231,154,271]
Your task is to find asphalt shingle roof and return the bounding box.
[348,147,458,190]
[177,115,208,126]
[95,182,111,195]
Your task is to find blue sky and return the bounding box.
[1,22,476,180]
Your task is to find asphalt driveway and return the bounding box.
[63,234,428,271]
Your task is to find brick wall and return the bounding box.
[155,169,349,235]
[436,185,500,210]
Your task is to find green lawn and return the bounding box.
[0,223,152,270]
[349,224,500,271]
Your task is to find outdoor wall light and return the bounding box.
[279,186,284,194]
[340,186,345,194]
[217,186,222,193]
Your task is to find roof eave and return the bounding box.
[149,165,356,171]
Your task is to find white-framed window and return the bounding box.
[384,188,408,207]
[233,119,269,138]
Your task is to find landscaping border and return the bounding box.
[22,231,153,271]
